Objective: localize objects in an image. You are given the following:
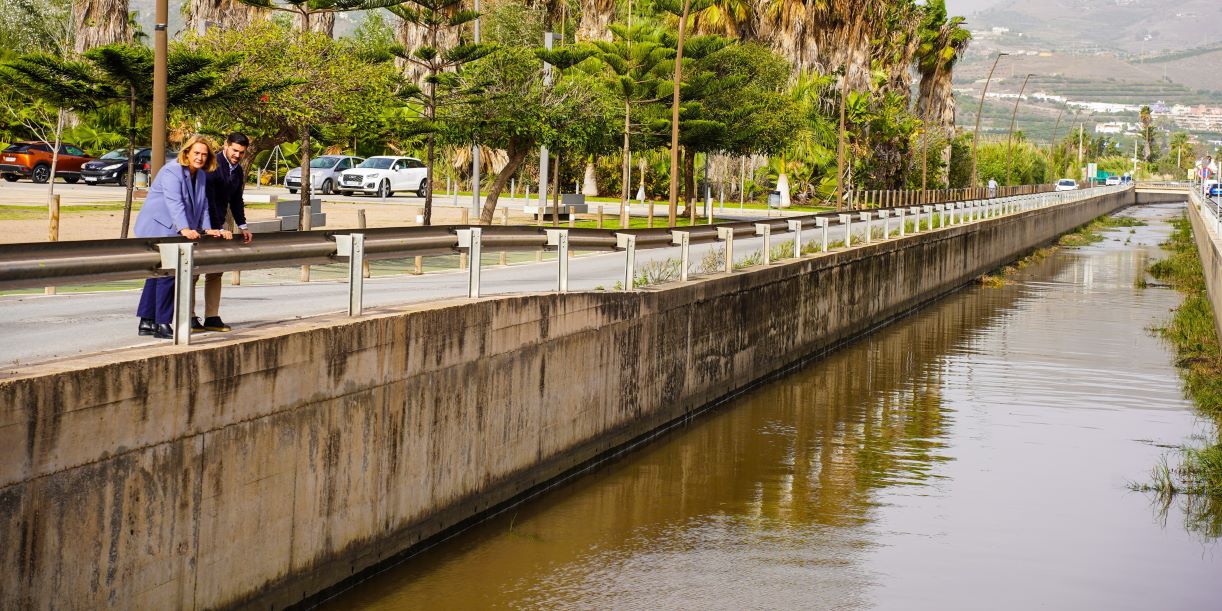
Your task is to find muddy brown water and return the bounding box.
[322,203,1220,610]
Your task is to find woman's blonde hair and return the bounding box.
[177,135,217,172]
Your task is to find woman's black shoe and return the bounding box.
[153,323,174,339]
[138,318,156,336]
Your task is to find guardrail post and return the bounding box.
[922,205,933,229]
[545,229,569,292]
[908,207,921,232]
[755,223,772,264]
[335,233,365,316]
[158,242,195,346]
[672,231,691,281]
[717,226,735,271]
[816,217,829,252]
[936,204,946,227]
[898,208,907,236]
[859,212,873,244]
[838,213,853,247]
[787,220,803,258]
[456,228,482,298]
[616,233,637,289]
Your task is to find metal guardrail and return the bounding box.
[1,185,1126,345]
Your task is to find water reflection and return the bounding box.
[326,204,1220,610]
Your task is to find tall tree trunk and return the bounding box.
[681,146,695,214]
[299,123,310,230]
[576,0,615,42]
[46,108,64,207]
[297,11,335,37]
[185,0,263,33]
[620,99,630,226]
[73,0,131,52]
[480,142,529,224]
[582,160,598,196]
[120,86,136,238]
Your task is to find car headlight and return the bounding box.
[103,163,123,170]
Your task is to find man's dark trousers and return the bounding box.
[136,277,175,324]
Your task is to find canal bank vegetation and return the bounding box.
[1136,214,1222,537]
[977,214,1146,287]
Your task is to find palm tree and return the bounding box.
[577,0,617,42]
[73,0,132,51]
[915,0,970,130]
[184,0,265,33]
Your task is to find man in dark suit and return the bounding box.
[196,132,251,332]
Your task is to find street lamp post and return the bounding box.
[970,52,1007,188]
[150,0,168,180]
[1005,73,1033,186]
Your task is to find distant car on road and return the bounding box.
[1105,176,1120,186]
[81,147,154,186]
[1055,179,1078,192]
[338,156,427,198]
[1209,184,1222,197]
[0,141,93,184]
[285,155,363,195]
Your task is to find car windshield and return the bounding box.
[99,149,127,160]
[310,156,340,169]
[1058,180,1075,186]
[358,157,394,170]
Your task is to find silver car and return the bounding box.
[285,155,363,195]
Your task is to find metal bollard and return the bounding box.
[816,217,829,252]
[672,231,691,281]
[755,223,772,264]
[788,220,803,258]
[545,229,569,292]
[335,233,365,316]
[456,228,482,298]
[839,213,853,247]
[717,226,736,271]
[616,233,637,290]
[859,212,873,244]
[158,242,195,346]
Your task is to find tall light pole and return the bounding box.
[836,65,848,211]
[1005,73,1033,185]
[667,0,693,227]
[970,52,1007,188]
[150,0,168,180]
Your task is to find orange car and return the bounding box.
[0,141,93,184]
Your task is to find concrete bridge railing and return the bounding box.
[0,186,1123,348]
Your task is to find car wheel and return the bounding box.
[288,188,297,194]
[378,179,392,198]
[64,175,79,184]
[321,179,333,195]
[31,164,50,184]
[2,174,17,182]
[416,178,428,198]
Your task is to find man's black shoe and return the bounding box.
[203,316,231,332]
[191,316,206,333]
[138,318,155,336]
[153,323,174,339]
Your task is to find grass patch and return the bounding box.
[1137,213,1222,537]
[0,203,133,220]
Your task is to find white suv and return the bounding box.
[338,156,428,198]
[1055,179,1078,192]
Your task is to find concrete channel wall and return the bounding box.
[0,189,1132,610]
[1185,190,1222,340]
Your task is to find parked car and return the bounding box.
[338,156,428,198]
[1055,178,1078,192]
[1105,176,1120,186]
[1209,184,1222,197]
[0,141,93,183]
[285,155,363,195]
[81,147,155,186]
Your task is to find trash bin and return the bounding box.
[768,190,781,208]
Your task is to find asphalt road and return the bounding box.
[0,223,855,368]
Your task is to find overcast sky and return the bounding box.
[945,0,1007,16]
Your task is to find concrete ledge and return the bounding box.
[1185,191,1222,340]
[0,189,1132,610]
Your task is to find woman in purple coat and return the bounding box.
[134,136,232,339]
